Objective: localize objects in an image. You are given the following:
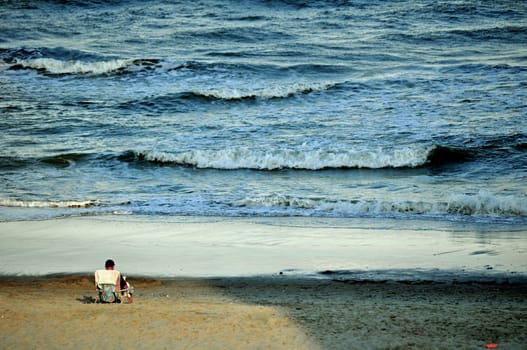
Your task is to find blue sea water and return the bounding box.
[0,0,526,224]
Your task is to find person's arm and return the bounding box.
[115,272,121,292]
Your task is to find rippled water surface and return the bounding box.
[1,0,526,223]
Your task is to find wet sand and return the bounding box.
[0,275,526,349]
[1,216,525,278]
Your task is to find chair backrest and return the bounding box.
[95,269,120,287]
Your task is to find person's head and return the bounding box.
[105,259,115,270]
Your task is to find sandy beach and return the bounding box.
[1,216,526,349]
[0,274,526,349]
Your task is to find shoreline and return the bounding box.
[0,215,526,280]
[1,274,526,349]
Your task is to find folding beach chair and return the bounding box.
[95,269,121,303]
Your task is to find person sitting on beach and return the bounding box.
[95,259,130,303]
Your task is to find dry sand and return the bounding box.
[0,275,526,350]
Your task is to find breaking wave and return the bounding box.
[5,57,167,76]
[3,192,523,221]
[233,191,527,219]
[120,145,472,170]
[0,199,131,209]
[0,199,100,208]
[121,147,427,170]
[188,82,336,101]
[117,82,336,109]
[1,136,521,173]
[1,48,340,103]
[1,47,178,75]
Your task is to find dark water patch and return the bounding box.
[117,150,147,163]
[450,25,527,42]
[0,0,39,9]
[1,47,42,62]
[117,97,189,114]
[228,15,268,21]
[40,153,92,168]
[0,156,32,170]
[258,0,311,10]
[258,0,362,10]
[76,101,101,107]
[0,153,91,170]
[286,64,353,75]
[128,58,162,68]
[427,134,527,168]
[470,249,498,256]
[418,2,483,17]
[440,62,527,75]
[472,134,527,165]
[205,51,250,58]
[481,133,527,149]
[177,26,293,44]
[1,46,106,63]
[426,146,472,167]
[384,25,527,47]
[0,153,100,170]
[13,0,134,8]
[0,105,24,112]
[415,2,526,22]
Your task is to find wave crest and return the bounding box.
[6,58,166,76]
[123,147,430,170]
[0,199,132,209]
[445,192,527,216]
[121,144,477,170]
[192,82,336,101]
[234,191,527,218]
[0,199,100,208]
[1,46,167,75]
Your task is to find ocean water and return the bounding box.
[1,0,526,224]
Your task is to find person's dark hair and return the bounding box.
[105,259,115,268]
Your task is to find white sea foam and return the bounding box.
[235,195,317,209]
[16,58,130,75]
[445,191,527,216]
[197,81,335,100]
[235,191,527,218]
[137,146,429,169]
[0,199,100,208]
